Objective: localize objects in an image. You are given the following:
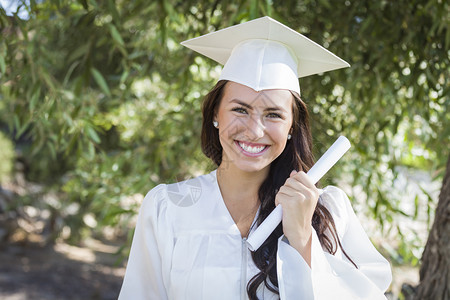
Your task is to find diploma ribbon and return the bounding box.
[247,136,351,251]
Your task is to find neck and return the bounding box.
[216,163,269,237]
[216,164,269,202]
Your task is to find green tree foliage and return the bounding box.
[0,0,448,261]
[0,131,15,183]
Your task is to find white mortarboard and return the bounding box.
[181,16,350,94]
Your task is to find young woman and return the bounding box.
[119,17,392,300]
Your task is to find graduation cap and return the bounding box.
[181,16,349,94]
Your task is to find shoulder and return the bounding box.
[142,171,217,211]
[164,172,217,207]
[318,186,350,213]
[140,183,169,218]
[318,185,352,236]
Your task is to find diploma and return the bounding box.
[247,136,351,251]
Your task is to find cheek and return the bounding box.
[218,114,246,138]
[267,124,290,143]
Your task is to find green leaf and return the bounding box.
[0,54,5,74]
[446,23,450,50]
[29,87,41,112]
[265,0,273,16]
[90,67,111,96]
[109,24,124,47]
[86,126,101,144]
[66,133,79,155]
[12,113,19,129]
[250,0,258,19]
[78,0,88,9]
[40,70,56,91]
[413,195,419,219]
[107,0,120,21]
[120,69,129,84]
[419,185,437,229]
[318,0,332,10]
[47,141,57,160]
[16,120,31,140]
[87,141,95,158]
[68,43,90,63]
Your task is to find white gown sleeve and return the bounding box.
[118,184,172,300]
[277,186,392,300]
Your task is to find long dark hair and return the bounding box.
[201,80,356,299]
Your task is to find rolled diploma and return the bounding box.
[247,136,351,251]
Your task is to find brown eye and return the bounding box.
[267,112,282,118]
[232,107,248,114]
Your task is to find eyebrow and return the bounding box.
[230,99,286,112]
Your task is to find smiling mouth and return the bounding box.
[235,141,270,155]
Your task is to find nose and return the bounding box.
[245,115,265,141]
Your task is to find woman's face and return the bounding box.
[215,81,293,174]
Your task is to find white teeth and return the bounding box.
[238,142,266,153]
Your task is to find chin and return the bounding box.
[232,159,272,174]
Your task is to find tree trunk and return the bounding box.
[413,154,450,300]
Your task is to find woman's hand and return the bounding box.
[275,170,319,266]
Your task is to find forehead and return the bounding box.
[222,81,293,111]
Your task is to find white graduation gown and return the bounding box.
[119,170,392,299]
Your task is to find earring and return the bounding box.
[287,134,292,140]
[213,121,219,128]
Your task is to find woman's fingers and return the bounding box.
[277,185,305,200]
[284,173,318,196]
[289,171,317,189]
[275,171,319,207]
[276,172,319,211]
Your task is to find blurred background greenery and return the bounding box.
[0,0,448,298]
